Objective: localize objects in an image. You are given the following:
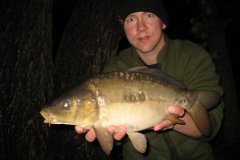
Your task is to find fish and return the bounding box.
[40,68,221,155]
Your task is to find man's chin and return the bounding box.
[136,47,153,54]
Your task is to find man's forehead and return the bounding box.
[126,11,155,17]
[115,0,169,26]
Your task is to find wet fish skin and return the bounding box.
[40,69,221,155]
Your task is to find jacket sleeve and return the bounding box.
[182,42,224,141]
[103,56,128,73]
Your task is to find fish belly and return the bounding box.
[100,100,170,131]
[95,75,184,131]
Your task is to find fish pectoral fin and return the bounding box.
[93,126,113,155]
[127,131,147,153]
[165,114,185,125]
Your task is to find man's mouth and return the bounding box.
[138,36,150,42]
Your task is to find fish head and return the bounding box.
[40,85,99,128]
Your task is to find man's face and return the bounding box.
[123,12,166,55]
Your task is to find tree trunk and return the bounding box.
[0,0,54,160]
[55,0,120,92]
[202,0,240,159]
[49,0,120,159]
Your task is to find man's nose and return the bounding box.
[137,19,147,32]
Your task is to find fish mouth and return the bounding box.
[40,110,77,126]
[39,110,66,126]
[40,110,55,126]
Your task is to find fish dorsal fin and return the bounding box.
[126,66,186,89]
[127,131,147,153]
[93,126,113,155]
[125,66,149,72]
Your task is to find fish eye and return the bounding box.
[62,100,71,109]
[77,99,81,103]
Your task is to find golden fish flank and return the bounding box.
[40,68,221,155]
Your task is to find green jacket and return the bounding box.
[103,36,224,160]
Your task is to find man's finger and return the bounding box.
[113,126,127,140]
[154,120,174,131]
[168,105,185,117]
[75,125,87,134]
[85,128,96,142]
[107,125,118,135]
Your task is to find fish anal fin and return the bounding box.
[165,114,185,125]
[93,126,113,155]
[127,131,147,153]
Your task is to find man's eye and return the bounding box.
[127,18,133,23]
[126,17,135,23]
[146,13,154,18]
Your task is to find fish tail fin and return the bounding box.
[188,103,210,136]
[193,90,221,110]
[189,90,221,136]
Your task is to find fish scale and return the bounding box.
[40,68,221,155]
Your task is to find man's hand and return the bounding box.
[75,105,201,141]
[153,105,185,131]
[75,125,127,142]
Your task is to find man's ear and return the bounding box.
[118,16,124,25]
[162,23,167,30]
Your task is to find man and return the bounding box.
[75,0,224,159]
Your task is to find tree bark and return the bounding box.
[49,0,120,159]
[0,0,54,160]
[55,0,120,92]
